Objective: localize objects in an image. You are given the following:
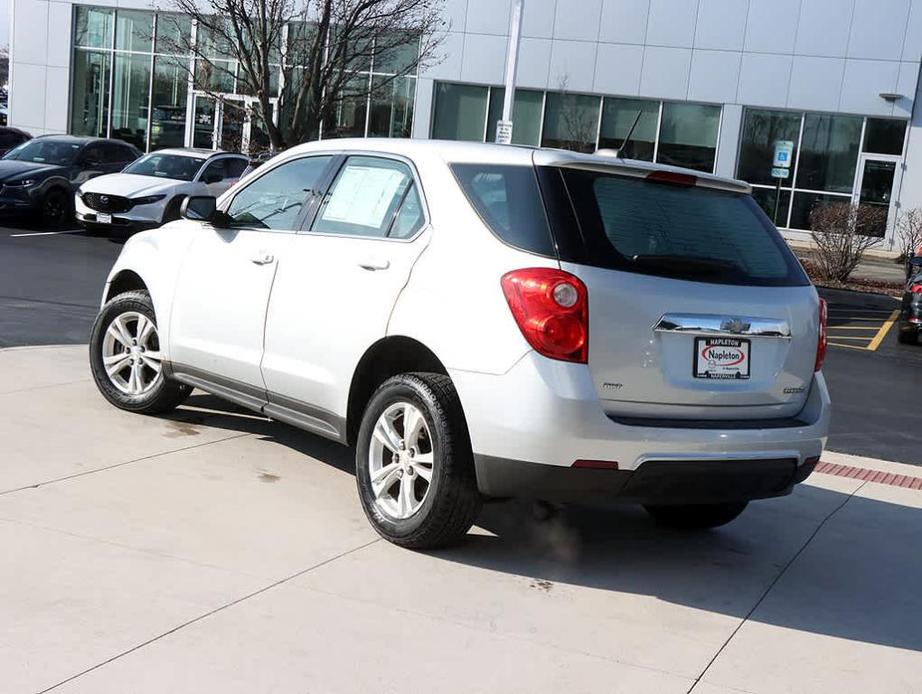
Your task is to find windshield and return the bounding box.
[124,153,205,181]
[3,139,81,165]
[557,168,810,287]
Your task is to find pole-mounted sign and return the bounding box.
[495,0,524,144]
[771,140,795,224]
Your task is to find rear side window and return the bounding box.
[558,168,809,287]
[451,164,555,257]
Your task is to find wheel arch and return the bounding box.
[346,336,453,446]
[105,269,148,303]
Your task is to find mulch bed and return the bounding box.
[798,258,904,298]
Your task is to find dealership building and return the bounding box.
[8,0,922,249]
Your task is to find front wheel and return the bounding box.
[40,188,70,227]
[644,502,748,530]
[89,290,191,414]
[355,373,482,549]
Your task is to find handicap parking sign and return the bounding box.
[773,140,794,168]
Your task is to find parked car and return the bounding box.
[0,126,31,157]
[0,135,140,225]
[89,139,830,549]
[75,148,248,235]
[898,255,922,344]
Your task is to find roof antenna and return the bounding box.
[615,110,643,159]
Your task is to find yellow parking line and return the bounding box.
[867,310,900,351]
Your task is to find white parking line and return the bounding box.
[8,230,83,237]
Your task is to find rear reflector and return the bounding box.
[572,459,620,470]
[645,171,697,187]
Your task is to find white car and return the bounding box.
[75,148,248,235]
[89,139,830,548]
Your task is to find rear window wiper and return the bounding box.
[629,255,745,278]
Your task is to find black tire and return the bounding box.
[644,502,748,530]
[161,196,185,224]
[355,372,482,549]
[897,328,916,345]
[89,290,191,415]
[40,188,70,227]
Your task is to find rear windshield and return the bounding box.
[558,168,809,287]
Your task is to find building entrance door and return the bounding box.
[187,94,278,154]
[853,154,902,241]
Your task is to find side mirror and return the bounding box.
[910,256,922,267]
[181,195,218,222]
[203,173,223,184]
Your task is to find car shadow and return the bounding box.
[162,392,922,655]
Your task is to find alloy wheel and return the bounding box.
[100,311,163,396]
[368,401,435,520]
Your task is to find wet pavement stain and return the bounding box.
[163,420,202,437]
[258,472,281,483]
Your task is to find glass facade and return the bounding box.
[737,108,908,231]
[431,82,722,173]
[70,5,418,152]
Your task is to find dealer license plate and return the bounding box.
[97,213,112,224]
[694,337,751,380]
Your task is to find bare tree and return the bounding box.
[895,207,922,263]
[551,76,597,153]
[157,0,445,150]
[809,201,888,282]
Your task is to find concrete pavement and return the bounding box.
[1,345,921,693]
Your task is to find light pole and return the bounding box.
[495,0,524,144]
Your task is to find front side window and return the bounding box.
[312,156,421,238]
[226,155,332,230]
[559,168,808,287]
[125,154,204,181]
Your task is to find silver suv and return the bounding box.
[89,139,830,548]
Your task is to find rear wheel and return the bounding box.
[89,290,191,414]
[355,372,482,549]
[644,502,748,530]
[897,327,917,345]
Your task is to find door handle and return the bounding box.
[358,259,390,271]
[251,252,275,265]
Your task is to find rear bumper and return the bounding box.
[474,454,818,503]
[449,352,830,502]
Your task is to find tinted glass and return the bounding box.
[656,103,720,173]
[323,75,369,139]
[125,154,202,180]
[4,139,82,165]
[796,114,861,193]
[389,185,425,239]
[432,83,488,141]
[863,118,906,155]
[225,157,248,178]
[313,157,414,238]
[115,9,153,52]
[598,97,658,160]
[155,15,192,54]
[790,192,851,230]
[74,6,113,48]
[111,53,151,151]
[71,50,111,138]
[486,87,543,146]
[541,92,600,153]
[151,57,189,150]
[559,168,808,287]
[451,164,555,257]
[737,109,801,187]
[369,75,415,138]
[227,156,332,230]
[751,187,792,227]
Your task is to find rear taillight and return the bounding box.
[910,284,922,294]
[815,298,828,372]
[501,268,588,363]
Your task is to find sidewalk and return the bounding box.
[2,345,920,694]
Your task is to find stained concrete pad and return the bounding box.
[1,345,920,693]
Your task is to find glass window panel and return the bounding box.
[486,87,543,146]
[74,6,113,49]
[598,97,658,160]
[750,187,792,227]
[150,56,189,150]
[656,102,720,173]
[389,184,425,239]
[790,191,851,230]
[373,32,419,74]
[192,95,216,148]
[111,53,152,151]
[369,75,416,138]
[541,92,600,153]
[195,58,236,93]
[116,10,153,53]
[313,156,414,238]
[795,114,862,193]
[323,74,370,139]
[863,118,906,155]
[70,50,111,137]
[737,108,801,187]
[155,15,192,55]
[431,83,488,141]
[228,155,333,230]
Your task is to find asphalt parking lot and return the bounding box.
[2,222,922,693]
